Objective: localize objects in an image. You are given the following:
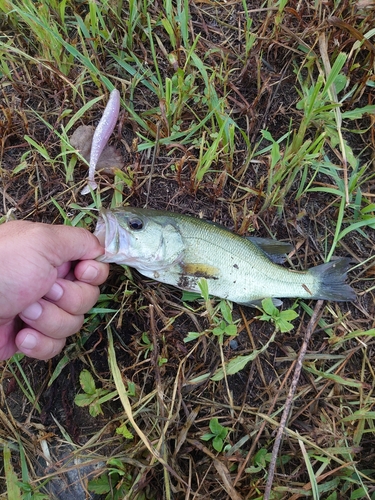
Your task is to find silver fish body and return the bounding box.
[94,208,356,306]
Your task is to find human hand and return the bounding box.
[0,221,109,361]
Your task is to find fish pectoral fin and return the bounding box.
[248,237,293,264]
[239,297,283,309]
[181,263,220,280]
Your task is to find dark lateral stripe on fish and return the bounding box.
[181,263,220,279]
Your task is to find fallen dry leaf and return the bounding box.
[356,0,375,8]
[70,124,123,175]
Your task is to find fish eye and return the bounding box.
[128,217,144,230]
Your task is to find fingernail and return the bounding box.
[80,264,98,282]
[19,332,38,350]
[21,302,43,321]
[45,282,64,301]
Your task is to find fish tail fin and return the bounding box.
[309,258,356,302]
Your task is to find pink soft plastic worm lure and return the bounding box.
[81,88,121,195]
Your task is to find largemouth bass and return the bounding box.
[94,208,356,306]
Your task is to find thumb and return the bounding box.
[43,225,105,265]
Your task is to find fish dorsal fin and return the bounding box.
[247,237,293,264]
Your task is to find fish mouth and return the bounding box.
[94,209,125,262]
[94,216,107,248]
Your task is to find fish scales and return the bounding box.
[152,215,317,303]
[94,208,356,306]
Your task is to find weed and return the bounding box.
[256,298,299,333]
[201,418,229,453]
[183,280,239,343]
[0,0,74,75]
[3,440,50,500]
[245,447,292,475]
[74,369,117,417]
[88,460,135,500]
[137,331,154,358]
[306,157,375,260]
[6,354,41,412]
[116,422,134,440]
[256,50,375,218]
[3,442,21,499]
[211,330,277,382]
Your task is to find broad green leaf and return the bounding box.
[213,324,225,336]
[280,310,299,321]
[181,291,201,302]
[214,355,255,377]
[184,331,203,343]
[89,401,103,417]
[74,393,95,407]
[225,324,237,336]
[201,433,214,441]
[198,278,209,300]
[212,436,224,452]
[126,382,136,397]
[257,313,272,322]
[209,417,223,434]
[3,443,21,500]
[341,105,375,120]
[253,448,268,467]
[88,475,111,494]
[212,331,276,381]
[262,297,278,316]
[116,423,134,439]
[350,487,368,499]
[79,369,96,395]
[107,458,125,469]
[278,310,299,332]
[277,318,296,333]
[261,129,274,142]
[244,465,263,474]
[220,301,233,324]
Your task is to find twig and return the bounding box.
[263,300,324,500]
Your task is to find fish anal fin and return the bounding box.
[239,297,283,309]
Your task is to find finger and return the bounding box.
[16,328,66,360]
[44,279,100,315]
[74,260,109,285]
[19,299,85,339]
[56,262,71,279]
[0,320,18,360]
[45,226,105,265]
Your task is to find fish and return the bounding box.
[94,207,356,307]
